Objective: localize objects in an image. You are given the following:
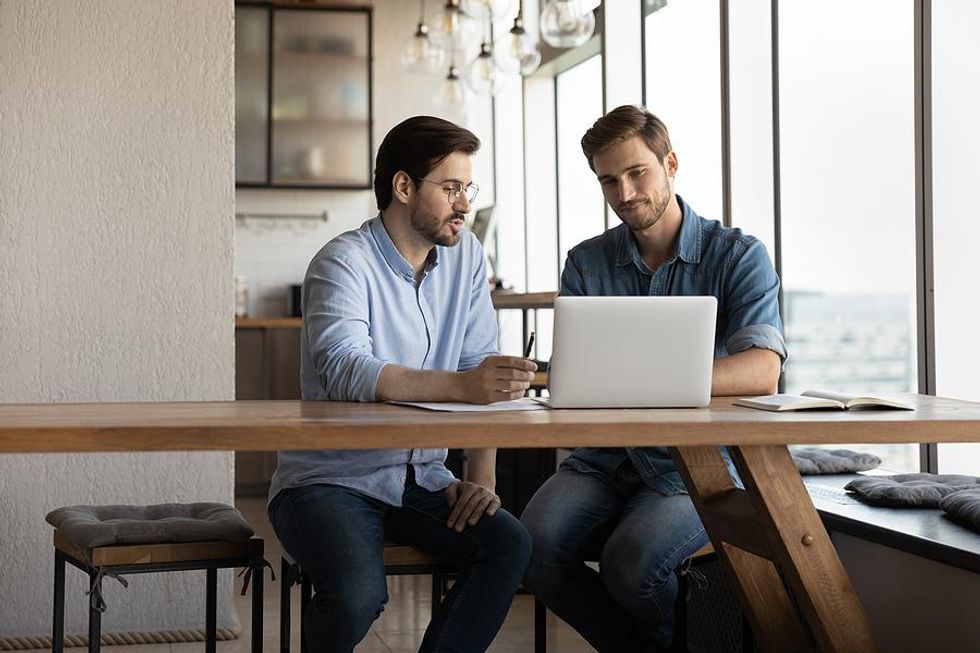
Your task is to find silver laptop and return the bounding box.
[540,296,717,408]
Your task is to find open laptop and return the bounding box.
[538,296,717,408]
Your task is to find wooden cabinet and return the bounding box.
[235,325,301,495]
[235,2,373,189]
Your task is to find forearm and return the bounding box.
[375,364,464,402]
[712,348,781,396]
[465,448,497,489]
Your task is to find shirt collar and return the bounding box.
[370,214,440,281]
[615,194,703,269]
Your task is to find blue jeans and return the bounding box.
[521,461,708,651]
[268,475,532,653]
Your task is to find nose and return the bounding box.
[618,178,636,203]
[453,191,471,214]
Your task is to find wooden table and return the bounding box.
[4,394,980,653]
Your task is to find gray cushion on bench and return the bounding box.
[46,503,254,551]
[845,473,980,507]
[792,448,881,475]
[939,488,980,533]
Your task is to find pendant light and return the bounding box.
[493,0,541,75]
[540,0,595,48]
[401,0,446,74]
[435,48,467,111]
[465,15,503,95]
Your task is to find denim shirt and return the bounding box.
[269,216,498,507]
[560,196,787,495]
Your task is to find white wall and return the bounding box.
[0,0,237,639]
[235,0,496,317]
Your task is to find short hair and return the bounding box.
[580,105,672,172]
[374,116,481,210]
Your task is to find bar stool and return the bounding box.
[532,542,718,653]
[279,544,455,653]
[47,503,267,653]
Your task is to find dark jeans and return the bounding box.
[268,475,532,653]
[521,463,708,651]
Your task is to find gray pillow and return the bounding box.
[844,473,980,507]
[792,448,882,475]
[46,503,254,552]
[939,488,980,533]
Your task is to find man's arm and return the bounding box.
[375,356,536,404]
[445,448,500,531]
[712,347,781,396]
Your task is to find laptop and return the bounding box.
[538,296,717,408]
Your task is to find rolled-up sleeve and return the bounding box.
[723,240,788,361]
[303,253,388,401]
[457,242,499,371]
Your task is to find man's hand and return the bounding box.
[459,356,537,404]
[445,481,501,532]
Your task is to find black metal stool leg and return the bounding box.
[205,568,217,653]
[52,551,66,653]
[431,573,442,619]
[534,598,547,653]
[280,557,292,653]
[300,571,311,653]
[251,562,264,653]
[87,570,101,653]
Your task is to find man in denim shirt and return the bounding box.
[268,117,536,653]
[522,105,787,651]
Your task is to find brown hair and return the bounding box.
[580,105,672,171]
[374,116,480,210]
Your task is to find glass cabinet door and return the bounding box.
[270,9,371,187]
[235,6,270,184]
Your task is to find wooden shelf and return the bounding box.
[491,291,557,310]
[236,317,302,329]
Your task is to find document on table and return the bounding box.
[389,398,545,412]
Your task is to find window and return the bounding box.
[778,0,918,471]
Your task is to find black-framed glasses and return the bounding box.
[418,178,479,205]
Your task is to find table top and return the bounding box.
[2,394,979,454]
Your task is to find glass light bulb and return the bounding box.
[435,66,468,111]
[401,23,446,74]
[431,1,477,54]
[460,0,514,22]
[492,20,541,75]
[465,45,503,95]
[540,0,595,48]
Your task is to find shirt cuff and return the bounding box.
[726,324,788,361]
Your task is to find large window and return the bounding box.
[778,0,918,471]
[932,0,980,474]
[643,0,723,221]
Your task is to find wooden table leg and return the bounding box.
[671,444,878,653]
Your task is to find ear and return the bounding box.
[664,151,678,179]
[392,171,414,205]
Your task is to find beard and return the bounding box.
[615,175,672,232]
[410,205,464,247]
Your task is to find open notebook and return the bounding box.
[734,389,914,412]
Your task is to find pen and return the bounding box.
[523,331,536,359]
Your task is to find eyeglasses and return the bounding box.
[418,178,480,205]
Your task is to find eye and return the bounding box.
[600,178,615,187]
[630,168,647,178]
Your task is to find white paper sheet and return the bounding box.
[388,398,545,412]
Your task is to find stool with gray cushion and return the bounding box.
[844,473,980,507]
[280,544,454,653]
[791,447,881,475]
[47,503,266,653]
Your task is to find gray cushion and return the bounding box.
[46,503,254,552]
[844,473,980,507]
[939,488,980,533]
[792,448,881,475]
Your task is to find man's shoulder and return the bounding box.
[311,219,378,268]
[567,224,626,261]
[697,216,764,264]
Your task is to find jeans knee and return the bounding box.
[602,554,676,616]
[310,585,388,631]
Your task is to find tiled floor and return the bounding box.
[106,497,595,653]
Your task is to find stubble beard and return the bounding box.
[619,177,671,233]
[410,206,463,247]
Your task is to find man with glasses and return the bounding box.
[269,116,535,653]
[522,105,787,652]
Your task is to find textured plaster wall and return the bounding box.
[0,0,237,637]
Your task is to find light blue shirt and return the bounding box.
[559,196,787,494]
[269,216,498,506]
